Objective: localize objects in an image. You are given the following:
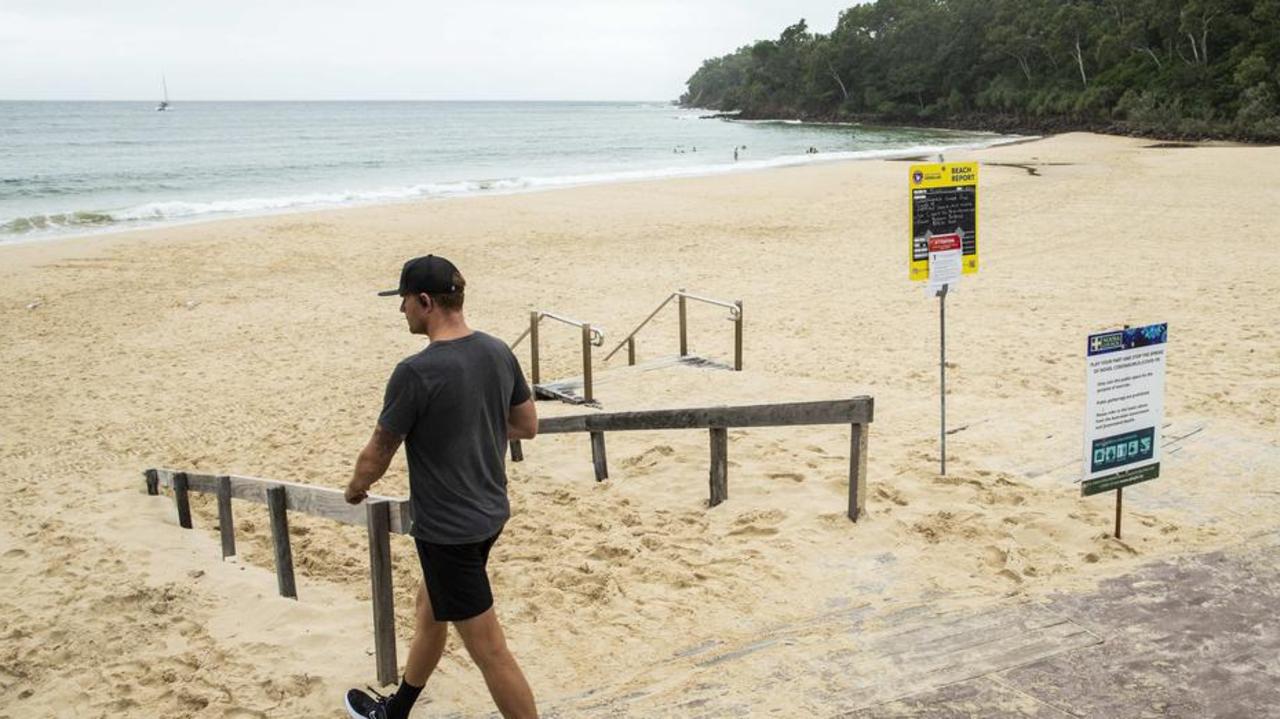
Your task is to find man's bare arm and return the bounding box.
[508,398,537,440]
[345,424,404,504]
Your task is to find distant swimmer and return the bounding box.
[344,255,540,719]
[734,148,739,161]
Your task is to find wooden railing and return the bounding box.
[144,398,873,685]
[143,469,407,686]
[509,310,606,403]
[511,397,874,520]
[603,289,744,371]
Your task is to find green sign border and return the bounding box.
[1082,463,1160,497]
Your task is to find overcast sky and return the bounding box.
[1,1,859,101]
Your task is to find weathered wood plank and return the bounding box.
[396,501,413,537]
[151,470,412,534]
[709,427,728,507]
[216,475,236,559]
[366,501,397,686]
[266,485,297,599]
[537,415,591,433]
[848,423,868,523]
[590,431,608,482]
[173,472,193,529]
[538,397,874,434]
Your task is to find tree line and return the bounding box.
[679,0,1280,141]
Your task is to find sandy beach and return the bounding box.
[2,132,1278,717]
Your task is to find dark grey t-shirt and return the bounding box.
[378,331,531,544]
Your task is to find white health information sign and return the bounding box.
[926,233,962,295]
[1081,323,1168,496]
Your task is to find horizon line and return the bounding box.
[0,98,677,104]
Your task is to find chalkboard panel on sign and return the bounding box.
[908,163,979,281]
[911,186,976,260]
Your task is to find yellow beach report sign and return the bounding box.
[909,162,979,281]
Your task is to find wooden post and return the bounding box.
[733,300,744,371]
[709,427,728,506]
[366,501,398,686]
[848,423,868,522]
[678,289,688,356]
[509,440,524,463]
[627,336,636,366]
[145,468,159,496]
[216,475,236,559]
[173,472,193,529]
[266,485,298,599]
[590,431,608,481]
[529,311,540,386]
[582,323,594,404]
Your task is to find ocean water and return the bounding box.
[0,101,1021,242]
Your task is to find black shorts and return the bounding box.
[414,530,502,622]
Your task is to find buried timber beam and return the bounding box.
[173,472,193,529]
[709,427,728,507]
[848,423,868,522]
[366,501,397,686]
[590,431,608,481]
[216,475,236,559]
[266,485,298,599]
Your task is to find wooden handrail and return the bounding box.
[508,310,604,402]
[602,290,743,370]
[150,469,413,534]
[511,396,874,521]
[538,397,873,433]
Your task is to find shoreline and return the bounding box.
[0,133,1034,250]
[703,108,1273,146]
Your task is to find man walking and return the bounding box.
[343,254,539,719]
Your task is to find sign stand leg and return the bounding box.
[1114,487,1123,539]
[939,283,947,476]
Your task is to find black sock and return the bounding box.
[386,676,424,719]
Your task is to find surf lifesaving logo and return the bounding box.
[912,170,924,184]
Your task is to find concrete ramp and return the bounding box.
[529,532,1280,718]
[543,603,1100,717]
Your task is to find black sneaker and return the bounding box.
[344,687,391,719]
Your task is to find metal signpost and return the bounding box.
[1081,323,1168,538]
[910,162,979,476]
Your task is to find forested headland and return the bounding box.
[679,1,1280,141]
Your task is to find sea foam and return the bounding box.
[0,135,1031,241]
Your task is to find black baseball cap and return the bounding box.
[377,255,460,296]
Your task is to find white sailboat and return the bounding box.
[156,75,170,112]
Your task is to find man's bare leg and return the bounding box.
[404,582,448,687]
[454,607,537,719]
